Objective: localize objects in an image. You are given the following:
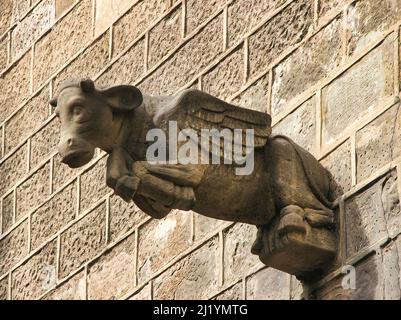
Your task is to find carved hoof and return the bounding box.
[114,175,140,202]
[172,186,196,211]
[277,206,307,237]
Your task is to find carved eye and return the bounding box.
[73,105,83,117]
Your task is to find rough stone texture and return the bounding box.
[0,144,27,197]
[153,238,219,299]
[33,0,92,91]
[31,182,77,250]
[0,0,13,36]
[246,267,290,299]
[228,0,287,45]
[382,239,401,299]
[213,282,242,300]
[320,140,352,196]
[1,191,14,234]
[113,0,171,57]
[79,157,109,213]
[148,5,182,69]
[16,162,50,221]
[248,0,313,77]
[10,0,55,61]
[109,194,148,242]
[137,210,192,283]
[30,117,59,169]
[224,223,263,284]
[231,73,270,113]
[0,34,8,72]
[44,270,86,300]
[0,52,31,124]
[128,283,151,300]
[0,221,28,276]
[59,203,107,278]
[194,213,228,241]
[138,14,223,95]
[271,17,343,117]
[345,176,390,258]
[356,105,401,183]
[203,46,244,100]
[54,30,110,94]
[272,97,316,153]
[322,36,394,145]
[187,0,226,34]
[11,0,31,25]
[87,233,136,299]
[94,0,137,36]
[97,39,144,87]
[11,240,57,300]
[4,87,49,155]
[381,171,401,238]
[0,276,8,300]
[55,0,77,18]
[347,0,401,56]
[52,153,78,192]
[318,0,348,20]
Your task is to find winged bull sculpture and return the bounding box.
[50,78,337,280]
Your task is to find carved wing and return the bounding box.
[155,89,272,160]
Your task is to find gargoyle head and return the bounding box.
[50,78,143,168]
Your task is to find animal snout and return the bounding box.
[58,137,95,168]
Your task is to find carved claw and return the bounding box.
[114,175,140,202]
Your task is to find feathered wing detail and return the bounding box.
[155,89,272,161]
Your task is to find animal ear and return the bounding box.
[80,78,95,93]
[49,97,57,107]
[100,85,143,112]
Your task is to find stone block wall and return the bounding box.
[1,0,401,300]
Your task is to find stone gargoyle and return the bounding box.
[50,78,337,280]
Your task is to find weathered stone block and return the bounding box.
[11,240,57,300]
[224,223,263,284]
[187,0,226,34]
[109,194,148,242]
[381,171,401,238]
[271,17,342,117]
[44,270,86,300]
[0,0,13,36]
[59,203,107,278]
[0,220,28,276]
[320,140,352,196]
[11,0,31,25]
[138,14,223,95]
[0,276,8,300]
[231,73,270,113]
[54,30,110,94]
[148,5,182,69]
[153,238,219,299]
[97,39,144,87]
[322,36,394,145]
[318,0,348,20]
[347,0,401,56]
[213,282,242,300]
[94,0,137,36]
[203,46,244,100]
[128,283,151,300]
[194,213,227,241]
[1,191,14,234]
[0,52,31,123]
[137,210,192,283]
[52,153,78,192]
[382,239,401,299]
[33,0,92,91]
[10,0,55,60]
[87,233,136,299]
[356,105,401,183]
[79,157,109,213]
[0,144,27,196]
[31,182,77,250]
[113,0,170,57]
[30,117,59,169]
[4,87,50,155]
[272,97,316,153]
[55,0,77,18]
[0,34,8,72]
[248,0,313,77]
[16,162,51,221]
[228,0,287,45]
[345,177,389,258]
[246,267,290,299]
